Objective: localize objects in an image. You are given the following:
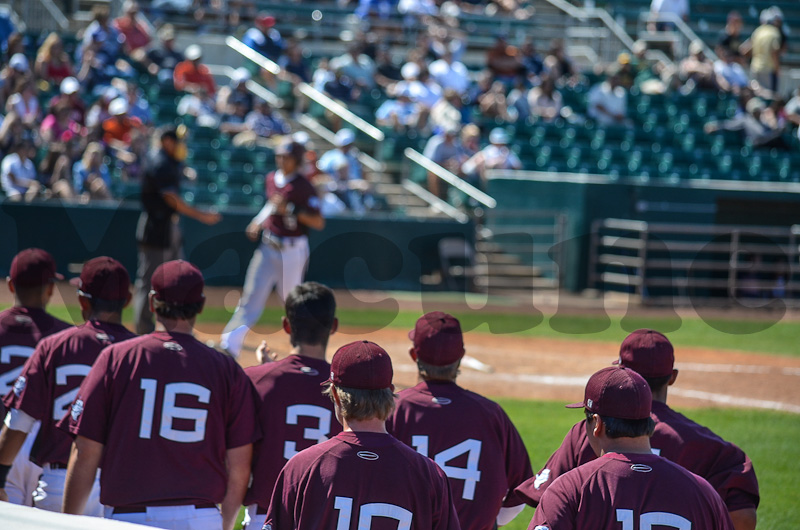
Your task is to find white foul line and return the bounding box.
[669,388,800,414]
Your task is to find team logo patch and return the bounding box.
[13,376,26,396]
[301,367,319,376]
[630,464,653,473]
[587,399,593,408]
[431,397,452,405]
[534,526,550,530]
[14,315,32,325]
[71,399,84,421]
[262,524,272,530]
[357,451,380,461]
[533,468,551,489]
[163,342,183,351]
[96,333,111,342]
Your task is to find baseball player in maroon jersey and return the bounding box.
[515,329,759,530]
[0,256,135,515]
[61,260,259,530]
[220,139,325,359]
[242,281,343,527]
[263,340,461,530]
[529,366,735,530]
[0,248,71,506]
[386,311,533,530]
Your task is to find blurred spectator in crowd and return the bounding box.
[82,5,122,64]
[462,127,521,186]
[324,66,359,103]
[177,87,219,127]
[6,78,40,127]
[173,45,216,95]
[519,39,545,80]
[219,100,251,135]
[714,49,748,94]
[429,50,470,96]
[114,0,151,71]
[103,97,143,148]
[243,13,285,62]
[422,125,468,199]
[486,34,521,84]
[317,129,371,214]
[544,39,579,85]
[35,33,74,86]
[279,41,312,84]
[40,100,81,144]
[86,86,119,129]
[679,40,716,91]
[330,43,377,90]
[407,67,442,110]
[117,129,148,181]
[398,0,438,17]
[376,87,420,132]
[356,0,394,19]
[217,67,254,116]
[430,29,466,62]
[529,76,563,122]
[0,112,26,156]
[120,79,152,125]
[587,67,630,126]
[649,0,689,31]
[705,96,787,149]
[233,98,289,147]
[4,31,24,59]
[479,80,514,121]
[1,139,38,201]
[783,88,800,127]
[460,123,481,158]
[717,11,744,62]
[616,53,636,89]
[430,89,464,133]
[313,58,334,92]
[49,76,86,125]
[629,40,674,95]
[749,8,783,92]
[1,53,30,105]
[375,46,403,88]
[37,142,76,199]
[76,32,125,94]
[145,24,184,83]
[72,141,112,199]
[0,14,14,56]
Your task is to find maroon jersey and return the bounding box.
[244,355,342,510]
[529,452,734,530]
[264,170,320,237]
[4,320,135,466]
[264,431,461,530]
[0,307,71,419]
[61,331,259,508]
[386,381,532,530]
[515,401,759,512]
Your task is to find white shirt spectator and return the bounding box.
[587,81,627,125]
[650,0,688,20]
[394,79,442,109]
[714,59,748,90]
[429,59,471,95]
[528,85,563,122]
[1,152,36,198]
[398,0,437,16]
[329,53,377,88]
[7,93,39,123]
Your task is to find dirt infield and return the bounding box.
[194,322,800,415]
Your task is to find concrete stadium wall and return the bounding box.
[0,202,473,292]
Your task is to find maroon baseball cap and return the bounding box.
[324,340,393,390]
[151,260,205,305]
[567,366,652,420]
[409,311,465,366]
[70,257,130,301]
[9,248,63,287]
[613,329,674,378]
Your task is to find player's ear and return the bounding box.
[329,317,339,335]
[196,299,205,315]
[408,347,418,362]
[123,292,133,309]
[78,295,92,313]
[7,277,15,295]
[148,291,155,313]
[592,415,604,438]
[281,316,291,335]
[669,369,679,386]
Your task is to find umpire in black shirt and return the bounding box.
[133,126,221,334]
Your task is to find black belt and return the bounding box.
[257,507,268,515]
[49,462,69,470]
[112,503,217,514]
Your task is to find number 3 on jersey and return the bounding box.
[139,379,211,443]
[412,435,482,500]
[283,404,332,460]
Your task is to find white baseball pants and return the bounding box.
[4,421,41,506]
[107,505,222,529]
[33,465,102,516]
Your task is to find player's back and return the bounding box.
[532,453,733,530]
[0,307,71,416]
[267,430,460,530]
[244,355,342,510]
[7,320,135,466]
[67,330,258,508]
[387,380,532,530]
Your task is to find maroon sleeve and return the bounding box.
[433,464,462,530]
[501,410,534,507]
[225,362,261,449]
[515,421,594,507]
[296,179,320,216]
[61,348,112,444]
[703,445,760,512]
[696,474,736,530]
[263,465,298,530]
[528,473,578,530]
[5,342,51,421]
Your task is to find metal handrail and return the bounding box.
[296,114,384,173]
[206,64,285,108]
[404,149,497,209]
[401,180,470,223]
[39,0,68,29]
[639,12,718,61]
[226,36,385,142]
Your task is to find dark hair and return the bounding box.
[152,298,204,320]
[644,374,672,393]
[160,127,179,142]
[586,410,656,439]
[284,282,336,346]
[88,297,126,314]
[417,359,460,381]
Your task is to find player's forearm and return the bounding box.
[729,508,757,530]
[298,212,325,231]
[0,425,28,466]
[221,444,252,530]
[62,437,104,514]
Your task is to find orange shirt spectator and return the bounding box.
[173,45,217,96]
[103,98,143,145]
